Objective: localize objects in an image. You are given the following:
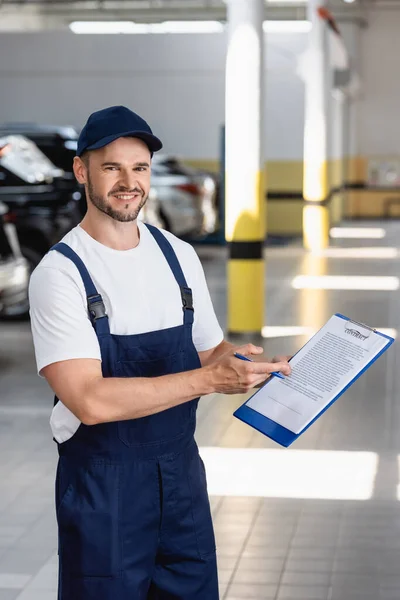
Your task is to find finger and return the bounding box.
[251,361,292,376]
[269,361,292,376]
[235,343,264,357]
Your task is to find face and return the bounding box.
[73,137,151,222]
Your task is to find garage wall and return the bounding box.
[358,9,400,157]
[3,21,395,227]
[0,31,306,161]
[0,19,398,160]
[343,11,400,219]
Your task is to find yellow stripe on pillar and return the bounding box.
[226,167,265,334]
[225,169,266,242]
[228,259,264,332]
[303,159,330,251]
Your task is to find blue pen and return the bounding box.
[233,352,285,379]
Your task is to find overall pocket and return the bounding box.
[57,460,121,578]
[187,452,216,559]
[116,351,193,447]
[115,351,186,379]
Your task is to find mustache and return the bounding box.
[108,187,144,197]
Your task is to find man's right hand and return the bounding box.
[41,344,292,425]
[205,343,292,395]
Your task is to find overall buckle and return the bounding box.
[87,294,107,321]
[180,286,194,311]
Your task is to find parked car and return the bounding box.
[0,135,82,317]
[1,125,219,238]
[0,123,85,214]
[0,200,30,317]
[151,155,218,238]
[1,124,219,240]
[0,123,79,173]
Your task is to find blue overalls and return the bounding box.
[51,224,219,600]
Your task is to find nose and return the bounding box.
[118,168,140,191]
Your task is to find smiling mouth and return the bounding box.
[112,193,141,201]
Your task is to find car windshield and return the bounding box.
[0,135,63,183]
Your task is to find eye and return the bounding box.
[135,167,147,172]
[105,166,119,171]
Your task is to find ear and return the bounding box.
[73,156,88,185]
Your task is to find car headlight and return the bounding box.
[202,176,216,193]
[9,261,29,287]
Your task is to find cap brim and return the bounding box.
[83,130,163,154]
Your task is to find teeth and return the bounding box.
[115,195,136,200]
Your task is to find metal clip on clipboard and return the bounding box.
[344,318,376,340]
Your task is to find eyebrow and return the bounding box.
[101,161,150,168]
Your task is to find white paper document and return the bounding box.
[247,315,389,434]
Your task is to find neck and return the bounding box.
[80,211,140,251]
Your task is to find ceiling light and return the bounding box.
[156,21,224,34]
[70,20,310,36]
[69,21,136,34]
[69,21,224,35]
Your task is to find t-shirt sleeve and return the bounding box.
[189,248,224,353]
[29,265,101,375]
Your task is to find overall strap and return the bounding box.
[50,242,110,336]
[145,224,194,326]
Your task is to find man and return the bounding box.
[29,105,291,600]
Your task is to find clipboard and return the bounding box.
[233,313,395,447]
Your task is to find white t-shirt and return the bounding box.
[29,221,223,443]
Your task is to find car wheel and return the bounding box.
[0,246,42,320]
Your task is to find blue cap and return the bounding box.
[76,105,163,157]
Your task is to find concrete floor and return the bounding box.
[1,220,400,599]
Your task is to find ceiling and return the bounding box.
[0,0,395,28]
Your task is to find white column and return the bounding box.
[225,0,265,334]
[341,22,362,186]
[303,0,330,250]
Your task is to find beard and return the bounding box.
[87,174,147,223]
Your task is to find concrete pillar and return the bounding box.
[340,22,363,190]
[225,0,265,334]
[302,0,330,250]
